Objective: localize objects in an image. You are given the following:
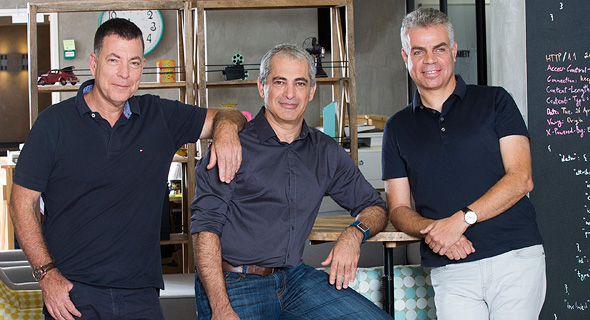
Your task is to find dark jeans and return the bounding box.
[43,281,165,320]
[195,263,392,320]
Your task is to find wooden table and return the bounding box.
[308,215,420,316]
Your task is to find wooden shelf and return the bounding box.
[196,0,348,10]
[194,0,358,163]
[160,233,190,245]
[28,0,196,273]
[203,77,348,88]
[31,0,187,13]
[169,195,183,203]
[37,81,189,93]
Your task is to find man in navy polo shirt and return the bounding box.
[382,8,546,320]
[10,18,245,320]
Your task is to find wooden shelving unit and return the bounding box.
[26,0,359,275]
[27,0,197,273]
[192,0,359,163]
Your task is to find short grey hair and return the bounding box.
[400,8,455,55]
[259,44,316,87]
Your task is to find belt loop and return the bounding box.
[242,265,248,275]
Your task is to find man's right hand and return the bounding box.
[212,309,240,320]
[40,270,81,320]
[444,235,475,260]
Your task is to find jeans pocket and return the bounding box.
[224,271,246,285]
[68,281,78,294]
[511,245,545,259]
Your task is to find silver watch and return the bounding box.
[461,207,478,226]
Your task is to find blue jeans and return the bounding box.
[195,263,392,319]
[43,281,165,320]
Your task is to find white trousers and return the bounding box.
[430,244,546,320]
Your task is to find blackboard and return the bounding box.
[527,1,590,319]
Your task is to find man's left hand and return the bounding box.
[321,228,362,290]
[208,126,242,183]
[420,211,468,256]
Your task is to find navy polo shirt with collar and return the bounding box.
[382,75,543,268]
[14,79,207,289]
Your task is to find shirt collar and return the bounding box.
[74,79,139,119]
[411,74,467,114]
[251,106,314,144]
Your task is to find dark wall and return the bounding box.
[526,1,590,319]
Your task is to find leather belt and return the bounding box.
[222,261,283,276]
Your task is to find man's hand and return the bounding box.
[420,211,468,256]
[40,271,81,320]
[208,122,242,183]
[212,307,240,320]
[321,227,363,290]
[444,235,475,260]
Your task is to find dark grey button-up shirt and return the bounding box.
[191,107,386,268]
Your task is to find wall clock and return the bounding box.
[99,10,164,56]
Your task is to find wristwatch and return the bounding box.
[32,262,56,281]
[461,207,478,226]
[349,220,370,244]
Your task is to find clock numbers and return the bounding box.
[100,10,163,55]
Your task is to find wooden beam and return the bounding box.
[345,0,358,165]
[196,0,347,10]
[33,0,185,13]
[28,4,39,127]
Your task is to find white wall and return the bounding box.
[487,0,528,122]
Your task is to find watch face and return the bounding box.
[464,211,477,225]
[99,10,164,55]
[32,268,44,281]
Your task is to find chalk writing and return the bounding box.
[528,2,590,318]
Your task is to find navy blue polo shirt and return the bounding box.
[191,107,386,268]
[14,79,207,289]
[382,75,543,267]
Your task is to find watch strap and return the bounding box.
[349,220,370,244]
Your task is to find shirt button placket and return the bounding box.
[439,116,448,145]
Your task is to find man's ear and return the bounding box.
[308,84,317,102]
[89,53,97,76]
[257,78,265,99]
[401,49,409,69]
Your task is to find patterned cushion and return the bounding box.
[393,265,436,320]
[317,265,437,319]
[0,280,43,319]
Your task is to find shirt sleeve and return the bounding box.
[13,114,57,192]
[159,98,208,149]
[494,87,530,139]
[381,116,408,180]
[190,149,234,235]
[325,143,386,217]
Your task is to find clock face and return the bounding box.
[99,10,164,56]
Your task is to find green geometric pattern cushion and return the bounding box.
[316,265,437,320]
[316,266,384,307]
[393,265,436,320]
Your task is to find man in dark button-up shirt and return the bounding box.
[191,44,391,320]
